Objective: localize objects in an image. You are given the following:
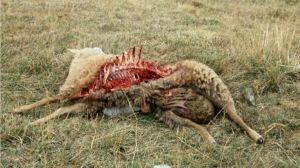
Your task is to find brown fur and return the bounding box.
[9,47,264,145]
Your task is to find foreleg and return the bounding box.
[9,95,61,114]
[225,106,264,144]
[29,102,88,126]
[156,109,217,145]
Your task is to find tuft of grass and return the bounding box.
[1,0,300,167]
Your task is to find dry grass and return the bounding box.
[1,0,300,167]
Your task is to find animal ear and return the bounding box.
[68,49,80,54]
[93,47,105,55]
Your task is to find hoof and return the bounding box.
[256,137,264,144]
[7,110,14,113]
[28,122,39,126]
[7,110,16,114]
[7,109,23,114]
[211,141,217,146]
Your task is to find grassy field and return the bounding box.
[1,0,300,167]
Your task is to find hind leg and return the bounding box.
[157,110,217,145]
[225,106,264,144]
[29,102,89,126]
[9,95,61,114]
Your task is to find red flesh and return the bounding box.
[79,45,172,97]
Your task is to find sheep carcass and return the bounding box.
[9,45,264,145]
